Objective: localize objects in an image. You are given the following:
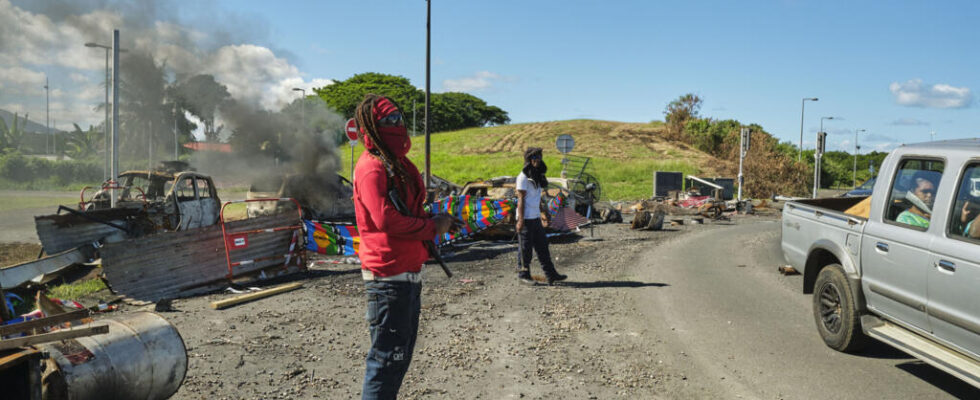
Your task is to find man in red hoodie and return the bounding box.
[353,94,454,399]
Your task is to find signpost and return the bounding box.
[812,131,827,198]
[737,127,750,202]
[345,118,358,182]
[556,134,574,178]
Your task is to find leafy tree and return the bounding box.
[118,52,197,163]
[314,73,509,133]
[65,123,102,159]
[664,93,702,137]
[0,113,28,152]
[172,74,230,143]
[315,73,421,119]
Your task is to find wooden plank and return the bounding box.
[0,347,42,373]
[0,309,91,336]
[0,325,108,351]
[210,282,303,310]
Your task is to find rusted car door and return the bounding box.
[171,175,202,230]
[195,176,220,226]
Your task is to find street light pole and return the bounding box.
[813,116,835,198]
[111,29,120,208]
[853,129,865,189]
[424,0,432,193]
[799,97,818,162]
[44,77,50,155]
[86,41,126,180]
[291,88,306,133]
[173,105,179,160]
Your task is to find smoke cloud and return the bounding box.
[1,0,333,127]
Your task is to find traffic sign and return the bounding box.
[345,118,358,141]
[556,134,575,154]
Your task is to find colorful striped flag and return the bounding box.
[305,220,360,256]
[304,196,516,255]
[426,195,515,246]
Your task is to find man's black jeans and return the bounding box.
[362,280,421,400]
[517,217,557,276]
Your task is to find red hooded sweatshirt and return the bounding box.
[353,99,435,277]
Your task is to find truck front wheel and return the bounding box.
[813,264,867,353]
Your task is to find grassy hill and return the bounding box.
[337,119,729,201]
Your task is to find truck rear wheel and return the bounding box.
[813,264,867,352]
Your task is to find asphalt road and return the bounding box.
[628,219,979,399]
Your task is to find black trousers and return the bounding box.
[517,218,557,275]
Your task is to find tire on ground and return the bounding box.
[812,264,868,353]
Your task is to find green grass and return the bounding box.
[48,278,107,301]
[337,120,702,200]
[0,195,78,212]
[0,177,102,192]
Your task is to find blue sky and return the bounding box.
[3,0,978,153]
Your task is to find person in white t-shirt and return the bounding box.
[515,147,567,285]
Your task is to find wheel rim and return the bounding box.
[818,282,844,334]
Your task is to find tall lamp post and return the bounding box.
[812,116,835,198]
[44,78,50,155]
[853,129,865,189]
[85,41,126,181]
[799,97,818,161]
[424,0,432,193]
[291,88,306,133]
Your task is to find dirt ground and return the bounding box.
[154,216,743,400]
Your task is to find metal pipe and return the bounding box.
[853,129,865,189]
[424,0,432,193]
[105,49,110,181]
[40,312,187,400]
[111,30,120,208]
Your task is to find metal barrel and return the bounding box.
[41,312,187,400]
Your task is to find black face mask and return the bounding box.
[523,160,548,189]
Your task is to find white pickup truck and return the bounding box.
[781,139,980,388]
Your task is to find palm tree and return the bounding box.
[65,123,102,159]
[0,113,28,152]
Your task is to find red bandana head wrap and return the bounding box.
[361,97,411,157]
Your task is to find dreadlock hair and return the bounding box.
[355,94,414,198]
[522,147,548,189]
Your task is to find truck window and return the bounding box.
[948,162,980,241]
[196,178,213,199]
[175,178,196,201]
[885,158,944,230]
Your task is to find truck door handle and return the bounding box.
[875,242,889,252]
[937,260,956,272]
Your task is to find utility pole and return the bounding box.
[111,29,120,208]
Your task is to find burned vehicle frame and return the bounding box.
[83,169,221,231]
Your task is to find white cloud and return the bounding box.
[0,66,47,95]
[69,73,90,83]
[75,84,104,102]
[443,71,501,92]
[889,79,972,108]
[889,117,929,126]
